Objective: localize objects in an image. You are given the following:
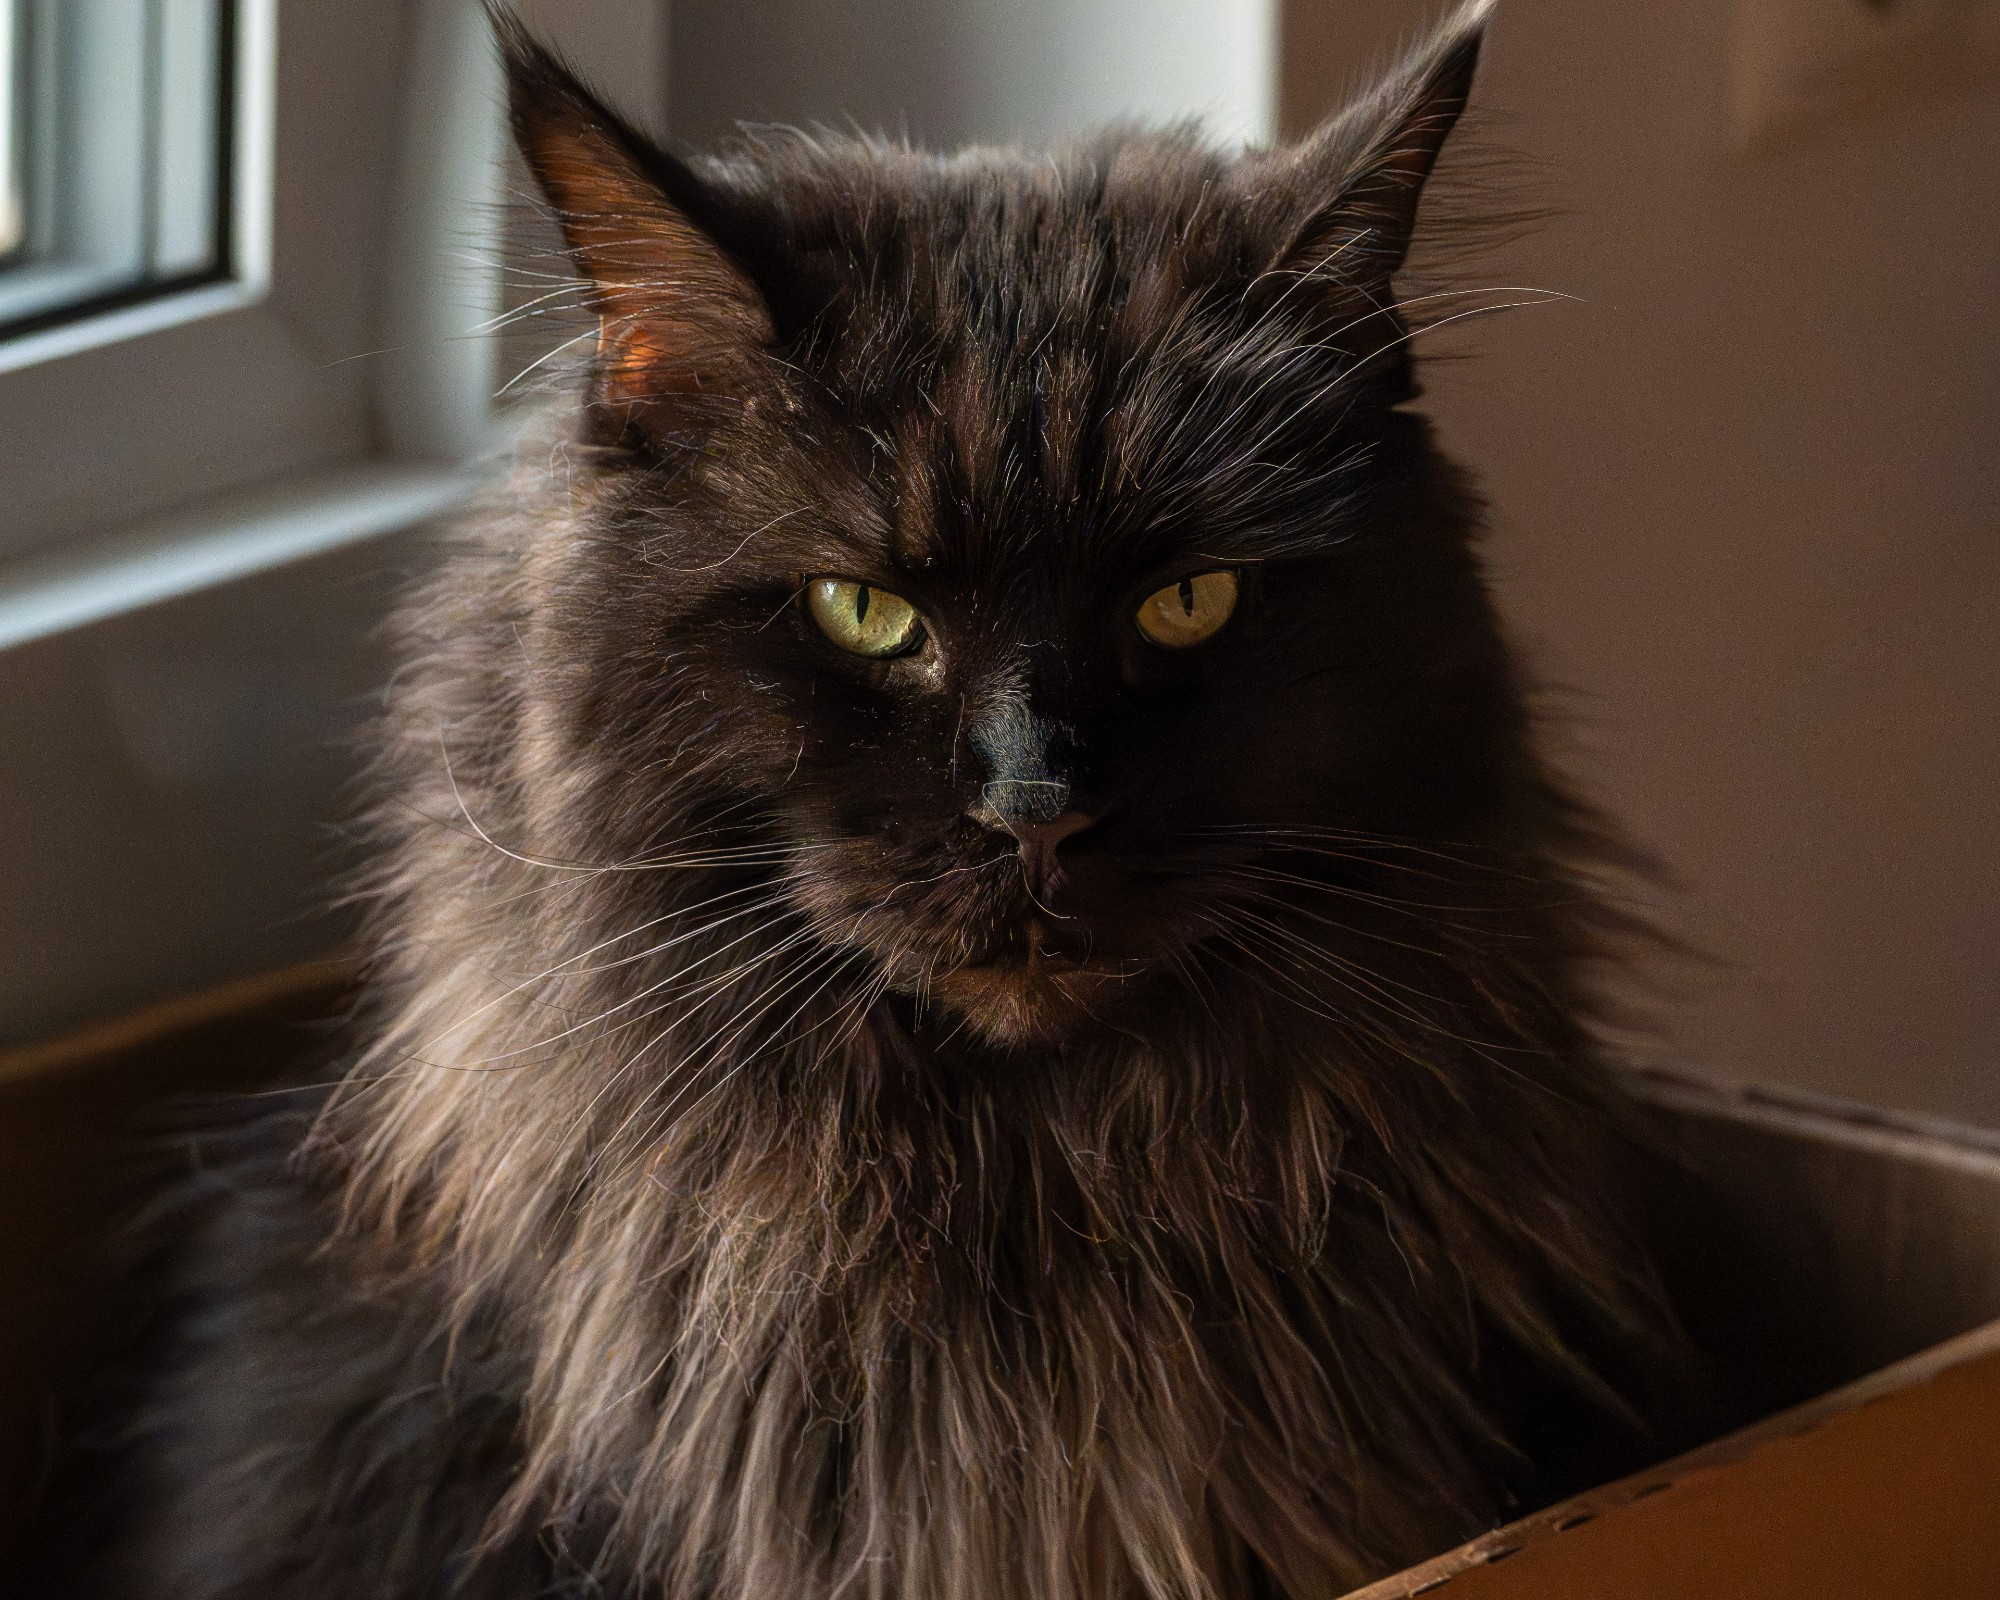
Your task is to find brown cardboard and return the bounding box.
[5,974,1998,1589]
[1349,1071,2000,1597]
[0,958,357,1564]
[1355,1327,2000,1597]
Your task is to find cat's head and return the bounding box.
[492,2,1527,1048]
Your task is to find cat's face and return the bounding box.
[507,19,1510,1046]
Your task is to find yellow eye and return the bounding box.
[805,578,924,658]
[1136,569,1238,648]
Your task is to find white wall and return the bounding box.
[0,538,409,1041]
[668,0,1273,147]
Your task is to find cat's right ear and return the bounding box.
[1238,0,1492,359]
[492,10,774,421]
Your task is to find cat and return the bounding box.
[91,3,1705,1596]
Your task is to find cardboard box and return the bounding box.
[1354,1068,2000,1598]
[5,972,1998,1591]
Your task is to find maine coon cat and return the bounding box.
[100,4,1701,1595]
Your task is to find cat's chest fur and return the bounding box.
[123,1045,1620,1600]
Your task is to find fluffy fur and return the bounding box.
[96,6,1702,1596]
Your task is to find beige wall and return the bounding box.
[1286,0,1999,1122]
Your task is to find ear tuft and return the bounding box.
[487,5,773,417]
[1258,0,1492,312]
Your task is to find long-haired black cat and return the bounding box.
[87,4,1705,1595]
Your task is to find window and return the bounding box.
[0,0,540,1040]
[1,2,21,259]
[0,0,235,338]
[0,0,496,631]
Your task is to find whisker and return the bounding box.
[412,879,795,1056]
[424,895,812,1071]
[552,931,826,1166]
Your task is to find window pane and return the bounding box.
[0,0,232,336]
[1,1,21,258]
[152,0,222,276]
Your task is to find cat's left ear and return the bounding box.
[1249,0,1490,311]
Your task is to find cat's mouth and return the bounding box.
[920,911,1167,1044]
[794,830,1184,1043]
[928,948,1139,1044]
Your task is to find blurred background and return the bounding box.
[0,0,1993,1129]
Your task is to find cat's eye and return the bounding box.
[805,578,925,658]
[1135,570,1238,649]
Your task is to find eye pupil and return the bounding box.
[1136,569,1238,649]
[805,578,922,658]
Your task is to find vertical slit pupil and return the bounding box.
[855,585,871,624]
[1178,577,1196,616]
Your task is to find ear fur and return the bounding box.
[1251,0,1492,331]
[489,7,773,419]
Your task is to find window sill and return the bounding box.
[0,278,266,375]
[0,459,481,652]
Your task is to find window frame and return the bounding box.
[0,0,238,338]
[0,0,270,374]
[0,0,503,644]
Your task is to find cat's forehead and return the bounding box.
[744,141,1275,577]
[736,132,1254,392]
[737,131,1240,294]
[863,341,1142,579]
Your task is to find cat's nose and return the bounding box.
[975,787,1101,897]
[980,777,1070,825]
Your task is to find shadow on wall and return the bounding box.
[1283,0,2000,1124]
[0,536,417,1044]
[667,0,1275,147]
